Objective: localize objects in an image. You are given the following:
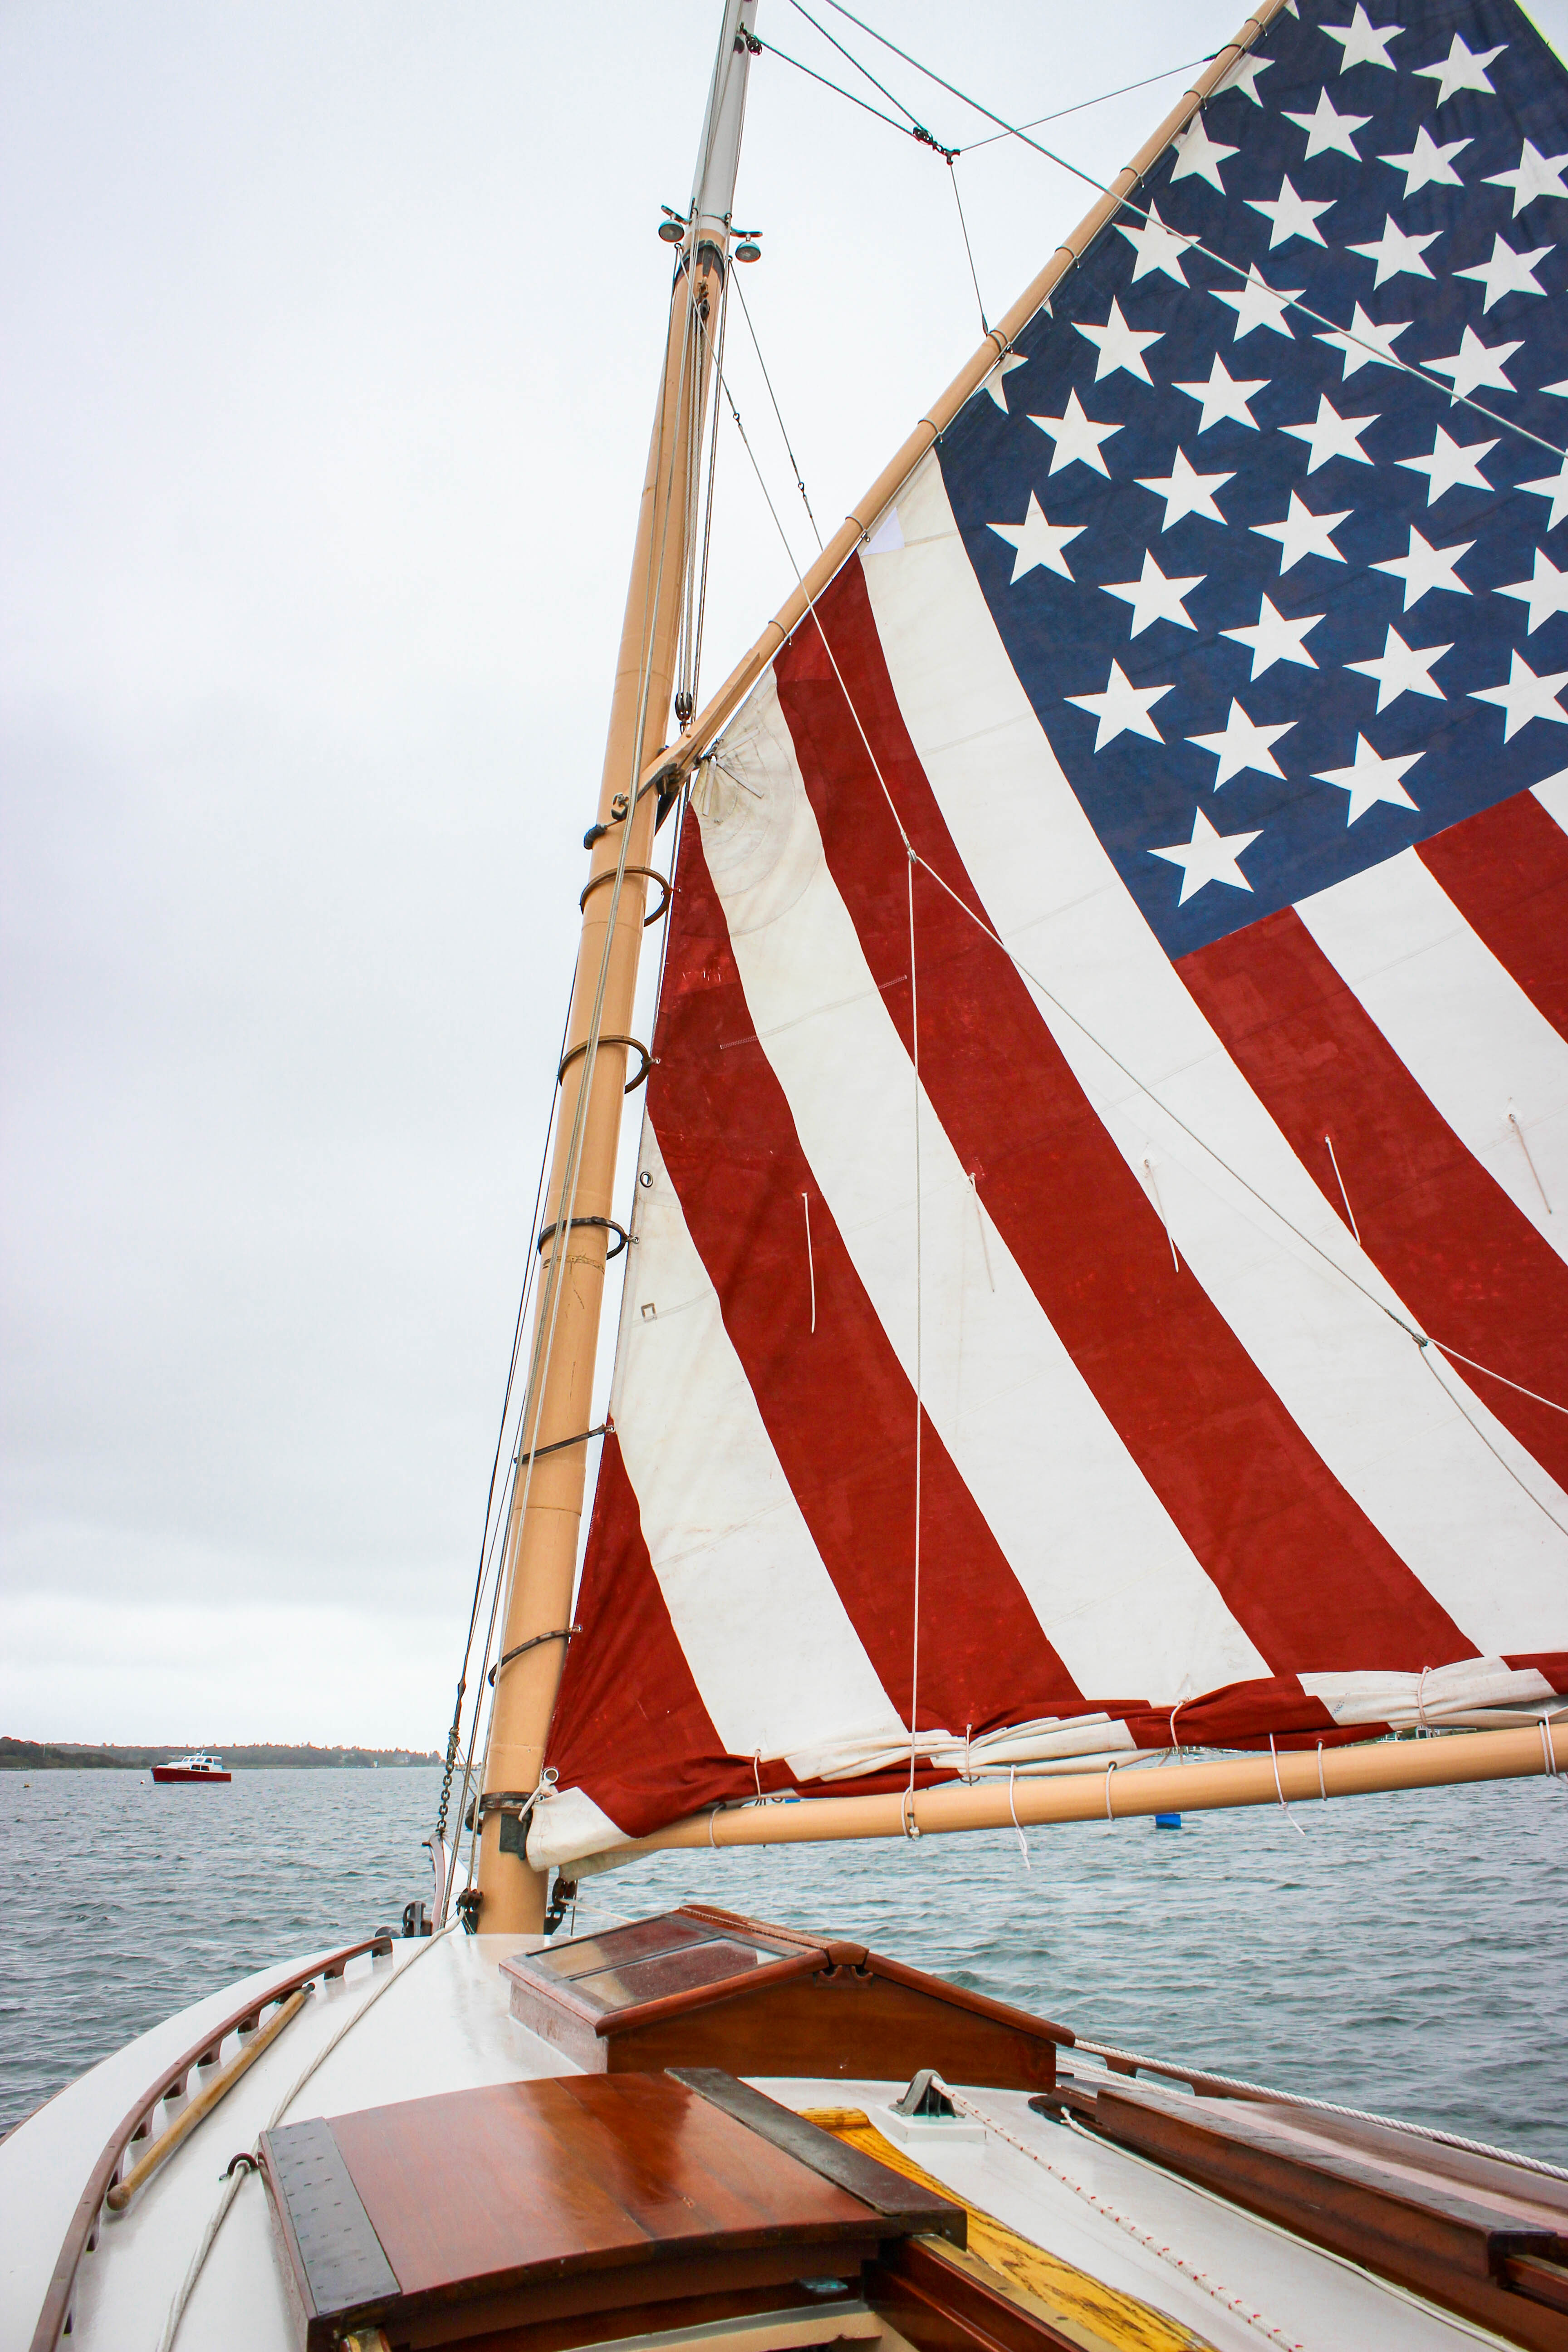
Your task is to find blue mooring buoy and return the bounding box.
[1154,1812,1182,1829]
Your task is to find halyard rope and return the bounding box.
[949,2092,1306,2348]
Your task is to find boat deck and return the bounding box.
[5,1921,1548,2352]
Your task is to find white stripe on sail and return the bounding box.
[859,453,1568,1655]
[614,1123,906,1760]
[701,693,1270,1703]
[1300,1659,1558,1731]
[1296,850,1568,1261]
[1534,770,1568,833]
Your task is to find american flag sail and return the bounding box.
[533,0,1568,1871]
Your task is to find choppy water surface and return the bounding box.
[2,1765,1564,2158]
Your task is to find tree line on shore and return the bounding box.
[1,1736,439,1770]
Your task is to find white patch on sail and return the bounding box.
[860,451,1568,1656]
[1533,770,1568,830]
[1296,849,1568,1262]
[612,1123,906,1761]
[1300,1659,1559,1730]
[701,687,1269,1704]
[529,1784,632,1867]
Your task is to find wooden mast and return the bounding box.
[475,0,758,1936]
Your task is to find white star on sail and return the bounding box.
[1067,660,1174,750]
[1151,806,1262,902]
[1169,112,1237,192]
[987,491,1084,584]
[1372,524,1474,608]
[1284,89,1371,159]
[1173,353,1268,432]
[1346,213,1439,288]
[1415,34,1504,105]
[1137,448,1235,529]
[1497,548,1568,634]
[1453,234,1552,313]
[1379,126,1470,200]
[1212,264,1300,342]
[1252,490,1351,571]
[1316,303,1410,379]
[1281,393,1377,473]
[1347,624,1451,711]
[982,351,1030,411]
[1116,200,1197,286]
[1220,49,1274,104]
[1396,424,1497,505]
[1102,550,1205,636]
[1222,594,1323,679]
[1187,698,1295,787]
[1322,6,1403,73]
[1485,140,1568,217]
[1247,174,1335,250]
[1075,297,1164,385]
[1029,389,1121,477]
[1519,457,1568,529]
[1470,648,1568,740]
[1423,325,1522,400]
[1315,734,1422,823]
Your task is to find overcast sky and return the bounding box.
[6,0,1566,1747]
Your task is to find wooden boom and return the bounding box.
[572,1720,1568,1872]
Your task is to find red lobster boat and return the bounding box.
[149,1753,230,1784]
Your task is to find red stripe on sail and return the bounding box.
[1180,906,1568,1491]
[545,1434,759,1838]
[774,561,1469,1671]
[647,823,1084,1729]
[1416,789,1568,1043]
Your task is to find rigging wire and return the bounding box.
[432,983,573,1864]
[948,161,988,336]
[809,0,1568,467]
[730,270,822,549]
[962,55,1220,150]
[750,32,918,145]
[785,0,953,153]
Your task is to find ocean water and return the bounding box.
[2,1764,1565,2160]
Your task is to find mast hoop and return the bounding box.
[579,864,672,926]
[557,1034,652,1094]
[536,1214,630,1261]
[486,1632,582,1690]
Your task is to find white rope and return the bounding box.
[802,1190,816,1332]
[907,849,924,1803]
[1103,1760,1117,1821]
[1008,1764,1031,1871]
[1315,1742,1327,1803]
[950,2093,1305,2348]
[1268,1735,1307,1838]
[1323,1133,1359,1245]
[157,1929,456,2352]
[1543,1715,1562,1779]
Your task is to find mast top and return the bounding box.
[689,0,758,256]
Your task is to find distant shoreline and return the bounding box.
[1,1737,439,1771]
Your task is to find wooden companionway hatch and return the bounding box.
[260,2066,963,2352]
[497,1906,1072,2088]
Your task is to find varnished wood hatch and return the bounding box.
[500,1905,1071,2088]
[260,2067,964,2352]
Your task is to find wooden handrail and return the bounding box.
[28,1931,393,2352]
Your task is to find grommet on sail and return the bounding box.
[536,0,1568,1874]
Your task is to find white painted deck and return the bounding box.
[0,1926,1516,2352]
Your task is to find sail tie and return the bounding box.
[1268,1735,1308,1838]
[1007,1765,1031,1872]
[1543,1717,1563,1780]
